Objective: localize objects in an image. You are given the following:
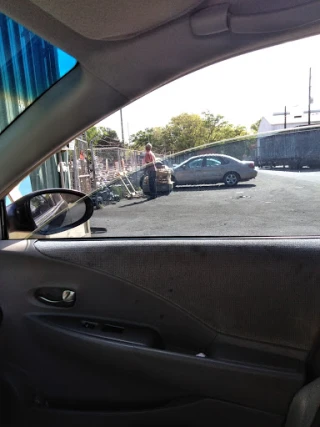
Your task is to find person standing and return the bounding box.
[144,143,157,199]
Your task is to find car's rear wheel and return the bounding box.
[224,172,239,187]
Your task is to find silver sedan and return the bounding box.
[171,154,257,187]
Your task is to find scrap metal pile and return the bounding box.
[142,162,174,195]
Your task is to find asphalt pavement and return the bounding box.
[90,169,320,237]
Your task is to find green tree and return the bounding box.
[131,127,171,154]
[164,113,204,152]
[131,128,156,150]
[86,126,120,165]
[130,111,249,154]
[86,126,119,146]
[201,112,227,144]
[201,111,247,145]
[250,118,262,134]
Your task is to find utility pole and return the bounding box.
[127,122,130,144]
[308,67,312,126]
[284,106,287,129]
[120,109,125,144]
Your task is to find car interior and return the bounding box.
[1,1,320,426]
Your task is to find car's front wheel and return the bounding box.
[223,172,239,187]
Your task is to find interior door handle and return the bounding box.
[36,288,76,307]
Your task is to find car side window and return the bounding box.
[219,157,230,165]
[205,157,222,167]
[187,158,204,169]
[5,33,320,240]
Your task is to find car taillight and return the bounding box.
[248,162,255,169]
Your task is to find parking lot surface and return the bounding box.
[90,170,320,237]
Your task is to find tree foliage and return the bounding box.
[201,111,247,145]
[131,111,249,154]
[250,118,262,134]
[86,126,120,165]
[86,126,120,146]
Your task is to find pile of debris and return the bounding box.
[142,163,174,195]
[156,165,172,185]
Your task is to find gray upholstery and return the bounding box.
[35,239,320,350]
[30,0,202,40]
[285,377,320,427]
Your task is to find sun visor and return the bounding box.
[191,1,320,36]
[30,0,203,40]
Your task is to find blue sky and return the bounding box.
[57,49,77,78]
[99,34,320,141]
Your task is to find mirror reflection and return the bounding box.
[30,193,86,233]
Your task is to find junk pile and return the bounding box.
[141,162,174,195]
[117,171,143,199]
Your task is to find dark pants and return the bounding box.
[147,169,157,198]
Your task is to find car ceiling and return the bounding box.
[3,0,320,98]
[1,0,320,197]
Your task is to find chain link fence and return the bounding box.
[59,136,259,200]
[66,139,165,199]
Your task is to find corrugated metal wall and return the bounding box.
[258,127,320,166]
[0,13,66,191]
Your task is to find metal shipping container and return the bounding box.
[257,127,320,169]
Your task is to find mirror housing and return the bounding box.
[6,189,94,236]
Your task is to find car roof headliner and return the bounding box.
[1,0,320,196]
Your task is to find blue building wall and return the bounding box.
[0,13,74,191]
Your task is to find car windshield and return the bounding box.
[0,12,77,134]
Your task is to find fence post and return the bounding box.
[117,148,121,172]
[73,142,80,191]
[90,141,97,189]
[58,151,65,188]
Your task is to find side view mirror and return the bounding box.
[6,189,94,236]
[181,164,187,169]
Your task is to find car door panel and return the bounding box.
[194,165,212,184]
[201,158,224,183]
[174,158,204,185]
[0,239,319,426]
[29,399,283,427]
[174,167,196,185]
[25,312,304,414]
[33,239,320,350]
